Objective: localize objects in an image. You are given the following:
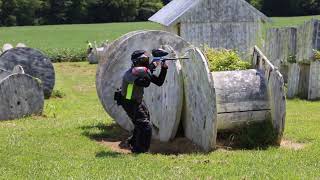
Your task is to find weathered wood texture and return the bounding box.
[296,19,320,62]
[181,48,217,152]
[264,28,297,68]
[309,61,320,100]
[149,0,268,58]
[298,64,311,99]
[253,46,286,141]
[96,31,145,102]
[265,20,320,65]
[96,31,191,142]
[16,43,27,48]
[180,22,262,57]
[88,52,98,64]
[181,0,268,23]
[2,44,13,52]
[212,70,270,130]
[144,45,183,141]
[287,63,311,99]
[265,20,320,100]
[0,68,44,121]
[89,42,110,64]
[287,63,300,98]
[0,47,55,99]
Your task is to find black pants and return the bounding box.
[121,100,152,153]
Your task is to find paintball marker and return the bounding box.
[149,48,189,72]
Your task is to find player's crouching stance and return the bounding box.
[114,50,168,153]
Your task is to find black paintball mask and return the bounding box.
[131,50,150,68]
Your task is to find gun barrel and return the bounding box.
[163,58,189,61]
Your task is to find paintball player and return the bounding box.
[115,50,168,153]
[86,40,93,55]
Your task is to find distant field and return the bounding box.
[0,22,161,51]
[1,16,320,52]
[261,15,320,38]
[269,15,320,28]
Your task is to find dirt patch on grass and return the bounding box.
[84,123,306,154]
[87,124,202,155]
[216,138,307,151]
[98,137,202,155]
[150,138,202,154]
[280,140,306,150]
[98,140,131,154]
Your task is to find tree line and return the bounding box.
[0,0,319,26]
[247,0,320,17]
[0,0,164,26]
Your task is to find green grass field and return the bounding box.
[0,22,161,51]
[1,16,320,179]
[269,15,320,28]
[1,16,320,52]
[0,62,319,179]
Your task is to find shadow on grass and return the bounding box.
[81,122,130,142]
[216,121,280,150]
[81,121,280,155]
[80,123,203,155]
[95,151,124,158]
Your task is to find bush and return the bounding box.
[137,1,163,21]
[203,46,251,72]
[43,48,87,63]
[313,49,320,61]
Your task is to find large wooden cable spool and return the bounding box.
[96,31,286,152]
[96,31,191,141]
[0,47,55,99]
[211,47,286,144]
[212,70,270,130]
[143,45,184,141]
[180,48,218,152]
[252,46,286,142]
[0,67,44,120]
[96,31,146,102]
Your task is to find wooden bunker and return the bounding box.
[0,66,44,120]
[215,47,286,139]
[149,0,270,57]
[0,47,55,99]
[96,31,286,152]
[264,19,320,100]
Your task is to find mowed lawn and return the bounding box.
[0,22,161,50]
[1,16,320,179]
[0,62,319,179]
[0,15,320,52]
[269,15,320,28]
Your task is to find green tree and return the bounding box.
[41,0,72,24]
[0,0,2,25]
[15,0,42,25]
[246,0,263,10]
[88,0,140,23]
[300,0,320,15]
[1,0,18,26]
[137,0,163,21]
[67,0,89,23]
